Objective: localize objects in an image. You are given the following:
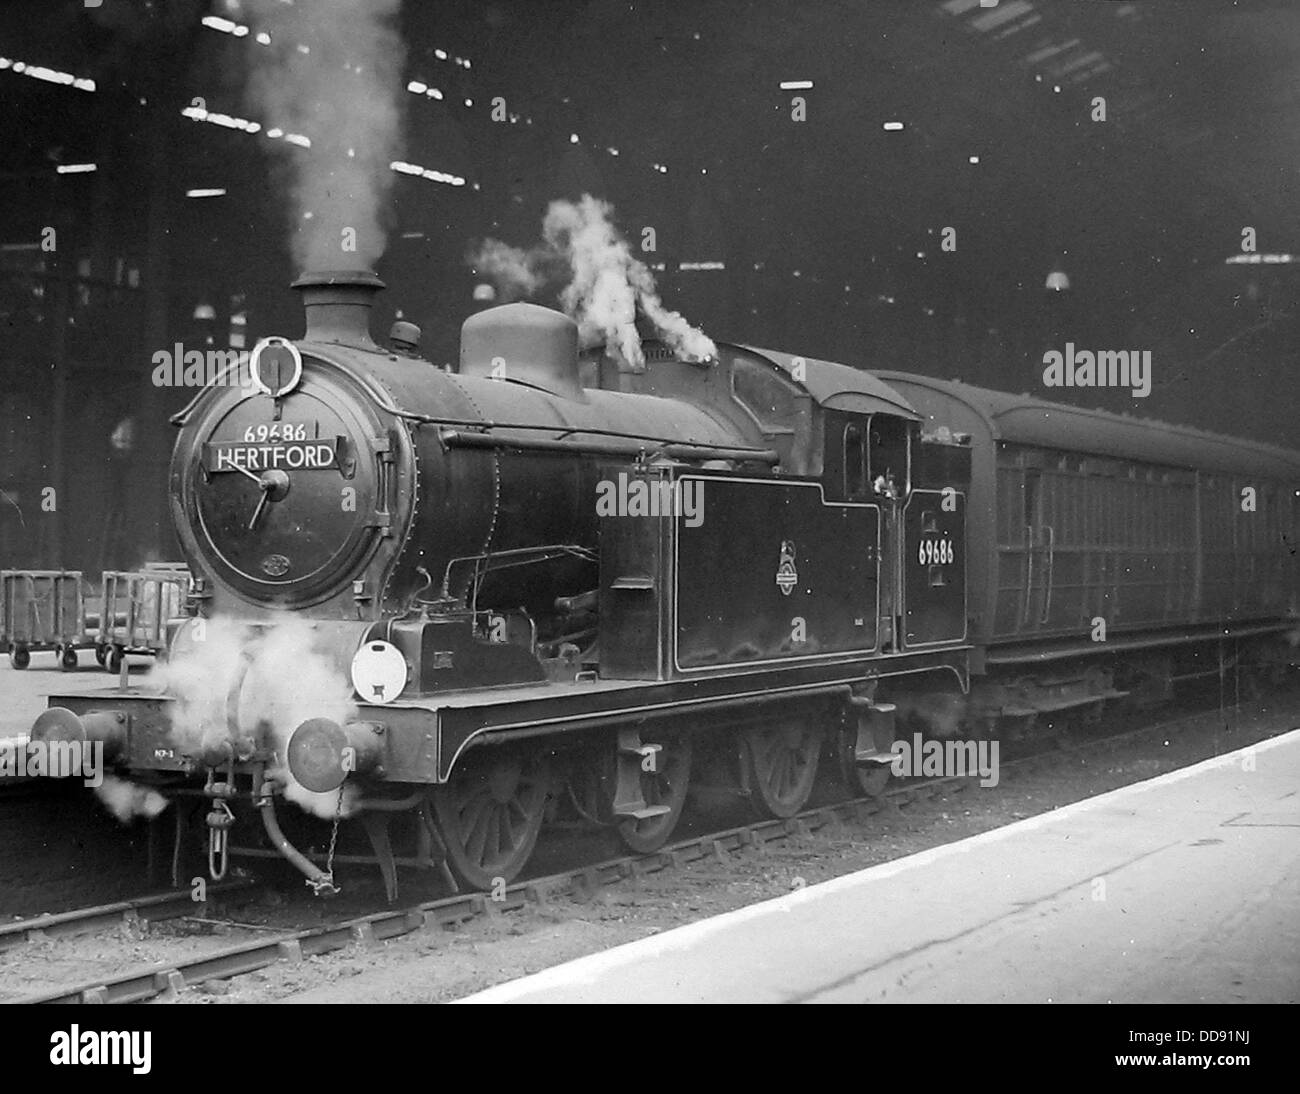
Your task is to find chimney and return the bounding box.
[291,269,385,350]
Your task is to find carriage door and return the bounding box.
[1022,465,1054,630]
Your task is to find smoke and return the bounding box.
[151,618,360,819]
[241,0,406,272]
[894,692,967,739]
[240,619,361,819]
[468,195,717,368]
[467,238,544,301]
[94,775,169,824]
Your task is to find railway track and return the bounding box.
[8,697,1284,1004]
[0,881,256,954]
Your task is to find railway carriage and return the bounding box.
[878,374,1300,726]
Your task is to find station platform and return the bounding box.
[459,730,1300,1003]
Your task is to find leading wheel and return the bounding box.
[9,645,30,670]
[94,644,108,667]
[429,747,552,890]
[59,645,78,672]
[617,733,693,854]
[740,719,822,819]
[836,728,891,797]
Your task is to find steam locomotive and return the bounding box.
[30,270,1300,897]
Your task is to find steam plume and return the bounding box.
[469,195,717,368]
[151,618,360,819]
[94,775,169,824]
[242,0,406,271]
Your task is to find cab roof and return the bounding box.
[736,345,919,420]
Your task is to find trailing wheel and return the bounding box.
[740,719,822,819]
[617,733,693,854]
[429,746,552,890]
[9,645,30,670]
[59,645,78,672]
[107,645,125,675]
[94,644,108,667]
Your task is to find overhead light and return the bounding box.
[1045,265,1070,291]
[0,57,95,92]
[883,121,905,131]
[570,133,580,143]
[969,155,980,164]
[1225,253,1294,264]
[779,80,813,90]
[389,160,467,188]
[56,163,97,174]
[186,188,227,198]
[201,16,241,33]
[407,80,428,94]
[678,261,726,271]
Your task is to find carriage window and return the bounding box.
[844,423,868,499]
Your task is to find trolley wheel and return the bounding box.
[94,644,108,667]
[107,646,125,675]
[616,732,693,855]
[9,645,30,670]
[59,645,79,672]
[429,747,552,891]
[836,728,892,797]
[739,719,823,819]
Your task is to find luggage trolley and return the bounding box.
[96,565,190,674]
[0,570,93,670]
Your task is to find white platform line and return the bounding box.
[457,728,1300,1003]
